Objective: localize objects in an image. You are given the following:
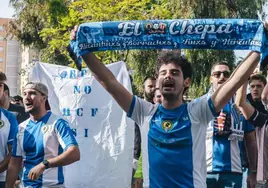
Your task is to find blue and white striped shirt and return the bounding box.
[206,101,254,173]
[12,111,78,187]
[0,108,18,182]
[128,95,217,188]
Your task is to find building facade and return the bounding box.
[20,46,39,92]
[0,18,21,96]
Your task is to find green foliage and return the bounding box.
[188,75,210,98]
[128,50,158,95]
[9,0,266,96]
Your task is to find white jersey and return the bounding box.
[128,95,216,188]
[12,112,78,187]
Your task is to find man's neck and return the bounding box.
[253,98,261,102]
[144,96,153,103]
[30,109,48,121]
[0,99,10,110]
[161,96,183,110]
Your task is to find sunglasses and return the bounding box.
[212,71,230,78]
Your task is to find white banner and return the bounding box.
[29,62,134,188]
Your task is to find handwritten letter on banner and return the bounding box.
[29,62,134,188]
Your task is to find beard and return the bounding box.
[25,106,39,114]
[144,92,154,102]
[162,91,180,101]
[161,86,184,101]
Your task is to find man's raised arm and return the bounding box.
[235,82,255,119]
[70,26,133,114]
[82,52,133,113]
[211,51,260,113]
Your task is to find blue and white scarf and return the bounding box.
[70,19,268,69]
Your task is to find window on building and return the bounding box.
[0,36,3,41]
[0,26,3,31]
[0,57,3,62]
[0,46,3,52]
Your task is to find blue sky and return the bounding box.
[0,0,15,18]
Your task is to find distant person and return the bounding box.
[153,87,162,104]
[242,73,266,187]
[0,84,29,124]
[247,74,267,114]
[11,95,23,106]
[236,73,268,188]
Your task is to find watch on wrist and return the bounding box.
[42,160,50,169]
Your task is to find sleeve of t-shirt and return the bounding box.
[7,112,18,145]
[55,119,78,150]
[249,109,268,128]
[242,116,255,133]
[187,95,218,125]
[12,127,23,157]
[127,95,156,127]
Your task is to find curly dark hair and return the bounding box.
[156,50,192,79]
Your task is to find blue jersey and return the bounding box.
[206,101,254,173]
[128,95,216,188]
[0,108,18,182]
[12,111,78,187]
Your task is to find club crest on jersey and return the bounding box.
[161,120,173,132]
[0,120,4,129]
[41,125,52,134]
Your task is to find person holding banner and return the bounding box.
[5,82,80,188]
[206,61,257,188]
[70,22,263,187]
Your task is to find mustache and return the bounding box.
[162,78,174,85]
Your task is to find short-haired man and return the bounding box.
[236,75,268,188]
[143,77,156,103]
[153,88,162,104]
[11,95,23,106]
[242,73,267,187]
[5,82,80,188]
[0,84,29,124]
[206,61,257,188]
[0,83,18,188]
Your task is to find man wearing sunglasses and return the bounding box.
[206,62,258,188]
